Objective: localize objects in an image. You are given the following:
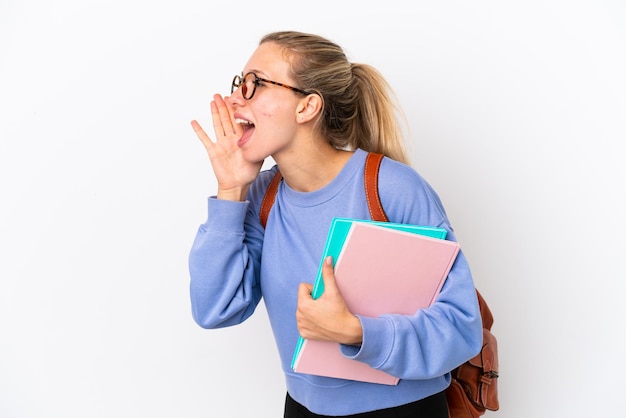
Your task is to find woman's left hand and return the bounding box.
[296,256,363,345]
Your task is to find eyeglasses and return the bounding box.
[231,72,311,100]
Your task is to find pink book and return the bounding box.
[292,222,460,385]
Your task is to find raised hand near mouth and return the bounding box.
[191,94,263,201]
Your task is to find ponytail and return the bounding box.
[260,31,410,165]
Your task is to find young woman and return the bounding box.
[189,31,482,417]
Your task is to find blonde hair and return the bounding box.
[260,31,410,165]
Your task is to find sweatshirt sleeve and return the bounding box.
[188,196,264,329]
[339,158,483,380]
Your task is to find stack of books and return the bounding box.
[291,218,460,385]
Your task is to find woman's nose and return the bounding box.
[228,85,246,105]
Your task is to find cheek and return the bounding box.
[256,94,296,121]
[262,114,294,136]
[259,110,274,120]
[253,96,299,144]
[257,102,285,121]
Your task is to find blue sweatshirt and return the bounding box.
[189,149,482,416]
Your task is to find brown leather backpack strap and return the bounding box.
[364,152,389,222]
[476,290,494,330]
[259,170,282,228]
[261,152,387,228]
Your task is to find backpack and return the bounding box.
[259,152,499,418]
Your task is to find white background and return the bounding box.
[1,1,625,417]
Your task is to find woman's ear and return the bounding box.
[296,94,323,123]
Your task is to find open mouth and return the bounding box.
[234,117,256,148]
[235,118,255,132]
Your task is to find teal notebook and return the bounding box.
[290,217,448,370]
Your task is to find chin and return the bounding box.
[241,147,269,165]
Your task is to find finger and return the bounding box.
[222,95,243,137]
[320,256,337,294]
[226,96,244,137]
[212,94,237,137]
[209,98,226,137]
[190,120,214,150]
[298,283,314,300]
